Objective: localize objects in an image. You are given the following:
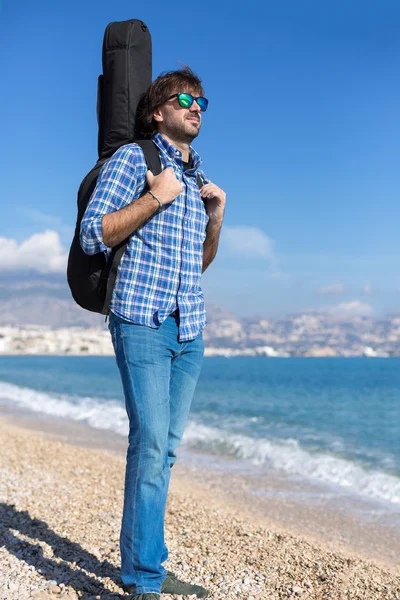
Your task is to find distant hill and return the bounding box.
[0,272,103,328]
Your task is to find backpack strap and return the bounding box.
[135,139,163,176]
[196,172,205,189]
[102,241,129,315]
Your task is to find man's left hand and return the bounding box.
[200,183,226,222]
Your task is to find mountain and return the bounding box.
[0,272,104,328]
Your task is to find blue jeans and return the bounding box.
[109,311,204,594]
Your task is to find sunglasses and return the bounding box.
[167,93,208,112]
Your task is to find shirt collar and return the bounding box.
[152,132,202,170]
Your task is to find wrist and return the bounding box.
[147,190,162,210]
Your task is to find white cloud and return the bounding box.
[323,301,373,318]
[220,226,274,259]
[0,230,68,273]
[316,283,346,296]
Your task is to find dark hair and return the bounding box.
[140,66,204,135]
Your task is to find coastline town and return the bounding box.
[1,310,399,357]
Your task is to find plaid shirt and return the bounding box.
[80,133,209,341]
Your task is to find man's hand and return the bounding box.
[102,168,182,247]
[200,183,226,222]
[146,167,183,205]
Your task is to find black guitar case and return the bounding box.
[67,19,156,315]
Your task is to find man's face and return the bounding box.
[153,88,203,144]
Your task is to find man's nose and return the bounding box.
[190,100,201,113]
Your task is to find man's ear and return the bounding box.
[153,107,163,124]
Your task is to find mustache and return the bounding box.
[186,114,200,122]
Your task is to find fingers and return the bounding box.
[200,183,217,192]
[200,183,217,199]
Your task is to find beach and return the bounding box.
[0,411,399,600]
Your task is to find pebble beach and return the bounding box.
[0,415,399,600]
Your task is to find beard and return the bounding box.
[163,115,201,144]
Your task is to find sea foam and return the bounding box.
[183,422,400,505]
[0,381,128,436]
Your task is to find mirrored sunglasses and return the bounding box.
[168,93,208,112]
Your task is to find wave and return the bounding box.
[183,422,400,505]
[0,381,128,436]
[1,381,399,505]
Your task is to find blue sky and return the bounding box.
[1,0,400,318]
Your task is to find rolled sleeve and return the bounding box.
[80,144,143,255]
[80,214,108,255]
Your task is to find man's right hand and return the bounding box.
[146,167,182,205]
[102,168,182,247]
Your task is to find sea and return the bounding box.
[1,355,400,518]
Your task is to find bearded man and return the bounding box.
[80,67,226,599]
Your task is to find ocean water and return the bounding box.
[0,356,400,509]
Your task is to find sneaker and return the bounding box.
[161,570,209,597]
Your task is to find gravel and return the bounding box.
[0,418,399,600]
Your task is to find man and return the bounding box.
[80,67,226,599]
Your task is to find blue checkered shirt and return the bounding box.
[80,133,209,341]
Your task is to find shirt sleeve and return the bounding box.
[80,145,142,255]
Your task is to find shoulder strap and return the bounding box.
[196,172,205,189]
[101,140,161,315]
[101,242,127,315]
[134,139,162,176]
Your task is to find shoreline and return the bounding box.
[0,409,400,600]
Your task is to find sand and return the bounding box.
[0,414,399,600]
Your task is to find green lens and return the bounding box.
[197,97,208,112]
[178,93,193,108]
